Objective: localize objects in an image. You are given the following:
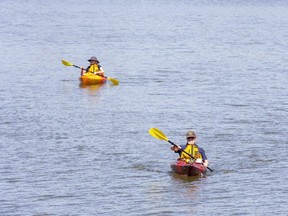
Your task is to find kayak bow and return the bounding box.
[80,73,107,85]
[170,160,207,176]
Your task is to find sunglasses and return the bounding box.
[187,137,195,140]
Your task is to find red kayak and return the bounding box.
[170,160,207,177]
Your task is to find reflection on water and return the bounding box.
[169,172,204,203]
[79,83,106,95]
[170,172,206,182]
[80,83,105,90]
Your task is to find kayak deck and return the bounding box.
[80,73,107,85]
[170,160,207,177]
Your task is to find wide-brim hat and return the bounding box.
[88,56,99,63]
[186,131,196,138]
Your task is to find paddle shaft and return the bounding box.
[168,140,213,172]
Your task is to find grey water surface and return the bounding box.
[0,0,287,215]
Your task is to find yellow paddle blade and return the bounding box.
[148,128,169,141]
[107,77,119,85]
[62,59,73,66]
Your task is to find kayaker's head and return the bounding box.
[186,130,197,145]
[88,56,100,64]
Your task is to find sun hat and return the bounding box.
[88,56,100,63]
[186,131,196,138]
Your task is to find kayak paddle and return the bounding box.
[149,127,213,172]
[62,59,119,85]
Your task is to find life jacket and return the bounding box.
[180,144,202,163]
[86,64,102,73]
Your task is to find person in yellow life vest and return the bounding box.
[171,130,209,167]
[81,56,105,76]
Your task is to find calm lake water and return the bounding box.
[1,0,287,215]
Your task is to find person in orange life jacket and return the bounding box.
[170,130,209,167]
[80,56,105,76]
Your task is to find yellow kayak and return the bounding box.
[79,73,107,85]
[62,59,119,85]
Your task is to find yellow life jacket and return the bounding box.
[180,144,202,163]
[87,64,100,73]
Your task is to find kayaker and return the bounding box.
[81,56,105,76]
[171,131,209,167]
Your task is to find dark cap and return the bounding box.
[88,56,99,63]
[186,131,196,138]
